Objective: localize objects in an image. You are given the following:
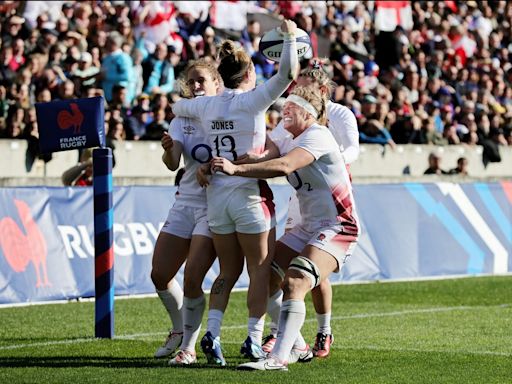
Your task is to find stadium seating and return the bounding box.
[1,139,510,186]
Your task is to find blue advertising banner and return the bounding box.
[35,96,105,154]
[0,182,510,304]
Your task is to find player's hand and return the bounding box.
[161,132,173,151]
[211,157,236,176]
[280,19,297,36]
[196,163,211,187]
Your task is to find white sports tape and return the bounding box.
[286,94,318,119]
[288,256,320,289]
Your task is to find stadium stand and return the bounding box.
[0,1,511,185]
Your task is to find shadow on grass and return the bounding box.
[0,356,249,370]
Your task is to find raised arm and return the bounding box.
[243,20,300,112]
[267,20,300,98]
[172,94,210,118]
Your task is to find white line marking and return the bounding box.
[2,274,512,309]
[331,345,512,357]
[1,304,509,353]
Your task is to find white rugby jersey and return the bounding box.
[269,101,359,164]
[169,116,208,208]
[173,38,298,189]
[280,123,360,234]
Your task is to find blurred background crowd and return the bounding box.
[0,0,511,173]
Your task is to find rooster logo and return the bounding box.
[0,199,51,287]
[57,103,84,134]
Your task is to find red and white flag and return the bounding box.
[210,0,249,32]
[374,1,413,32]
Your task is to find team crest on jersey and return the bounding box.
[316,233,326,241]
[183,125,195,135]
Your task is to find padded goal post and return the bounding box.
[36,97,114,338]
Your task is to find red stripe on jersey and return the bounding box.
[331,183,349,216]
[331,231,359,253]
[258,179,275,220]
[331,183,359,232]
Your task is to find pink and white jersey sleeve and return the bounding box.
[326,102,359,164]
[169,117,208,208]
[288,124,359,234]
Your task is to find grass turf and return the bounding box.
[0,275,511,383]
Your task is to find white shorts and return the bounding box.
[160,201,211,239]
[285,191,301,230]
[279,223,358,272]
[207,180,276,234]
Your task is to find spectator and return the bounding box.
[125,105,149,140]
[449,157,469,176]
[482,128,506,167]
[110,84,130,114]
[141,107,167,140]
[141,42,175,96]
[24,109,52,171]
[0,44,16,85]
[72,52,100,92]
[101,31,134,105]
[420,116,447,145]
[62,148,94,186]
[424,152,449,175]
[359,119,396,149]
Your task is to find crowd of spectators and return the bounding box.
[0,1,511,172]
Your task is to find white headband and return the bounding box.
[285,94,318,119]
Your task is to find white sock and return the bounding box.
[272,299,306,362]
[292,332,307,350]
[316,312,332,334]
[267,290,283,337]
[207,309,224,339]
[156,279,183,332]
[248,316,265,345]
[181,295,206,353]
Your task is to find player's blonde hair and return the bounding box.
[217,40,252,89]
[290,85,328,126]
[178,58,221,98]
[299,65,336,97]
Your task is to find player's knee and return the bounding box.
[288,256,321,290]
[150,269,169,289]
[281,273,308,297]
[183,274,202,296]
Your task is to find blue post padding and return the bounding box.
[93,147,114,338]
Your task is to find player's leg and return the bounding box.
[309,227,358,359]
[311,280,334,358]
[263,240,298,353]
[170,232,216,365]
[151,231,189,358]
[200,231,244,366]
[236,227,275,360]
[239,245,338,371]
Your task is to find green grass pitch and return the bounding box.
[0,275,511,383]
